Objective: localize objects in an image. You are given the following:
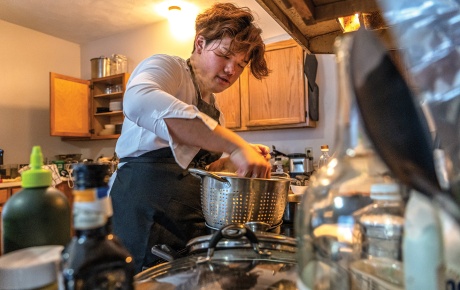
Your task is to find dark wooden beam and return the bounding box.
[286,0,316,24]
[255,0,311,52]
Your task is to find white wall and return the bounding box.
[0,0,339,165]
[0,20,83,164]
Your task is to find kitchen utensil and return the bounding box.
[109,100,122,111]
[135,224,297,289]
[188,168,290,229]
[90,56,110,79]
[349,28,460,222]
[290,184,308,195]
[0,245,64,290]
[110,54,128,75]
[305,53,319,121]
[270,145,288,157]
[283,193,302,223]
[104,124,115,134]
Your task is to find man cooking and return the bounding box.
[109,3,272,273]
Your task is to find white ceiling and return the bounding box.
[0,0,275,44]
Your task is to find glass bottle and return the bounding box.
[318,145,330,169]
[295,35,393,290]
[62,164,135,290]
[353,182,405,261]
[349,182,406,289]
[274,157,284,173]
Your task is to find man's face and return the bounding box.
[194,36,249,94]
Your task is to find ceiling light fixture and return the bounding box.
[168,5,181,12]
[337,11,387,33]
[337,13,361,33]
[154,1,198,40]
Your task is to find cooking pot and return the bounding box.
[134,224,298,289]
[283,193,303,224]
[91,56,111,79]
[188,168,290,230]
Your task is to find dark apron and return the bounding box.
[111,88,222,273]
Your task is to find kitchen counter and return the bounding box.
[0,181,21,189]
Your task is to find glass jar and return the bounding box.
[295,35,395,290]
[318,145,330,169]
[352,183,405,261]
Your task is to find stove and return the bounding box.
[205,222,296,238]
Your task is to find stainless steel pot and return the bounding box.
[283,194,302,224]
[90,56,110,79]
[134,224,298,289]
[188,168,290,230]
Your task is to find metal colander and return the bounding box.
[189,168,290,229]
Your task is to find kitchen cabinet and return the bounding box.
[215,39,315,131]
[50,73,129,139]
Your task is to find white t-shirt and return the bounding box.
[115,54,224,169]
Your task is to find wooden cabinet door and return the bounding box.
[50,73,91,137]
[215,78,242,129]
[244,39,307,127]
[0,188,8,207]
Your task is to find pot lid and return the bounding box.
[135,224,298,289]
[187,229,297,255]
[135,257,298,289]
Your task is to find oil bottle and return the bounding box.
[2,146,71,254]
[61,164,135,289]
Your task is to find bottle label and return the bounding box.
[73,187,112,230]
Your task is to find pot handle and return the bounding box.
[199,224,271,263]
[188,168,229,183]
[271,172,290,179]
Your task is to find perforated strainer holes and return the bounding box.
[256,192,277,222]
[230,191,250,224]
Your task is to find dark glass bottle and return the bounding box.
[62,164,135,290]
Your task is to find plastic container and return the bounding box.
[353,183,405,261]
[0,245,64,290]
[1,146,71,254]
[403,191,444,290]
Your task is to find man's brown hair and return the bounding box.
[194,3,269,79]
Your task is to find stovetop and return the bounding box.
[205,222,296,238]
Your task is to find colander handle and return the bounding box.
[188,168,229,183]
[203,224,268,260]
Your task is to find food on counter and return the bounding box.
[0,176,21,183]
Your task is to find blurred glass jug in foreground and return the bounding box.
[295,35,405,290]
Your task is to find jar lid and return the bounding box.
[320,145,329,150]
[370,183,401,200]
[0,245,63,289]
